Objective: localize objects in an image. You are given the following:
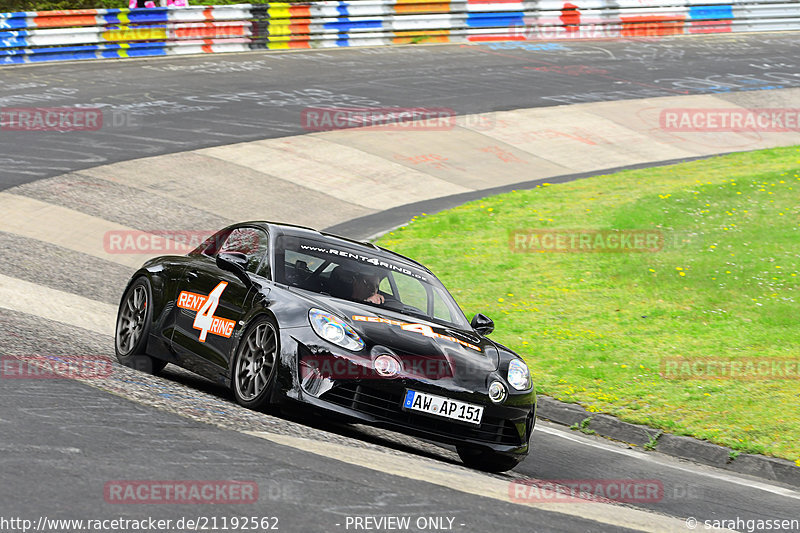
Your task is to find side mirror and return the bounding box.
[471,313,494,335]
[216,252,252,286]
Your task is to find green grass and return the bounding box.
[376,146,800,463]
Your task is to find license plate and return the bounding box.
[403,390,483,425]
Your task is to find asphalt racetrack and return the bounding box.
[3,33,800,189]
[2,33,800,533]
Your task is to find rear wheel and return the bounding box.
[232,316,279,410]
[457,446,524,473]
[115,277,167,374]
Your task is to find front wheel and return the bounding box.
[115,276,167,374]
[231,316,279,410]
[457,446,525,473]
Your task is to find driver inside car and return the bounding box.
[352,271,384,305]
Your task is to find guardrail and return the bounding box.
[2,0,799,64]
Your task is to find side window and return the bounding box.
[379,277,394,298]
[194,230,227,257]
[432,288,453,322]
[218,228,269,277]
[394,275,428,312]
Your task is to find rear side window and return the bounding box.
[218,227,270,278]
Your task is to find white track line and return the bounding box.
[536,424,800,500]
[246,431,729,533]
[0,193,190,269]
[0,273,116,335]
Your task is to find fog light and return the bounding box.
[488,380,507,403]
[374,354,401,377]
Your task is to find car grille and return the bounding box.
[321,383,522,446]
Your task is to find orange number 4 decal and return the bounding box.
[176,281,235,342]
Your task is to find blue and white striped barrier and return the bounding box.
[1,0,799,64]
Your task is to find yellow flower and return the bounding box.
[649,268,655,272]
[679,272,686,277]
[498,298,504,303]
[621,364,628,368]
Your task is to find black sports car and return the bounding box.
[115,221,536,472]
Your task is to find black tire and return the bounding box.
[231,315,279,410]
[114,276,167,374]
[457,446,525,473]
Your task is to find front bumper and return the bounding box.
[276,327,536,456]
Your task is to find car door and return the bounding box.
[171,226,270,381]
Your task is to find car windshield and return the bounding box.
[275,235,470,329]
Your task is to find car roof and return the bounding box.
[234,221,432,274]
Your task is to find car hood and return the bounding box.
[289,288,500,377]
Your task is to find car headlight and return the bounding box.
[507,359,530,390]
[309,309,364,351]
